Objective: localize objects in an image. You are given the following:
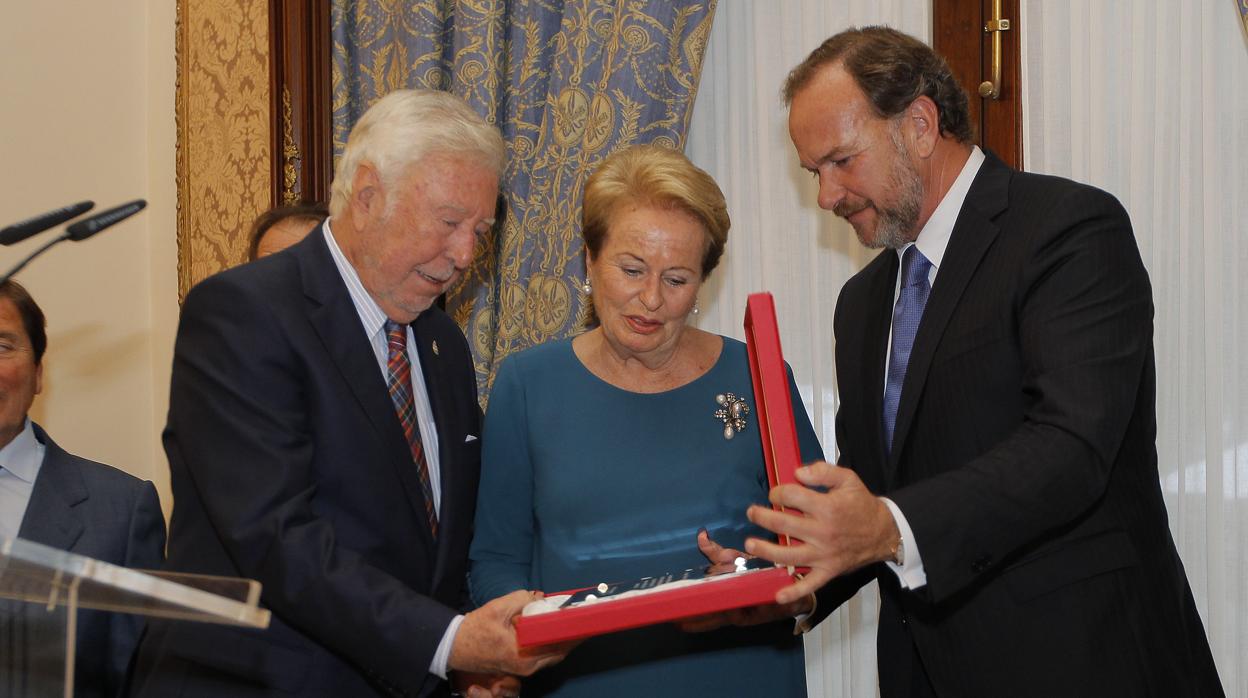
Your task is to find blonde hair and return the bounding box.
[581,144,730,278]
[329,90,506,216]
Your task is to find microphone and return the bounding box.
[0,198,147,285]
[66,200,146,241]
[0,201,94,245]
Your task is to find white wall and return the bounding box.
[0,1,178,510]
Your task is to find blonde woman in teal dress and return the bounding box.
[469,144,824,696]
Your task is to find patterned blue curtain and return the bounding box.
[331,0,717,400]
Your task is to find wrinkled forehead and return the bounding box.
[389,156,499,211]
[790,64,876,127]
[790,84,883,166]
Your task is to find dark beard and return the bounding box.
[845,125,923,250]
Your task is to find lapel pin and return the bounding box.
[432,340,439,356]
[714,392,750,440]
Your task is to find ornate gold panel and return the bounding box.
[176,0,271,299]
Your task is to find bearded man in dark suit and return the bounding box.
[130,90,564,698]
[746,26,1223,698]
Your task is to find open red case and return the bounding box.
[514,293,806,648]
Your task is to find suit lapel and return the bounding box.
[17,426,86,552]
[296,229,437,551]
[888,155,1011,474]
[411,315,459,588]
[859,254,899,487]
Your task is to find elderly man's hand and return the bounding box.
[745,462,899,605]
[448,590,572,678]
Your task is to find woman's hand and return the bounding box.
[679,528,813,632]
[696,528,748,576]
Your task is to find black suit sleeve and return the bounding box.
[889,186,1153,602]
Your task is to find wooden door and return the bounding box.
[933,0,1023,168]
[268,0,332,207]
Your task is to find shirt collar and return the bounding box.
[322,219,392,341]
[0,419,43,483]
[900,145,986,272]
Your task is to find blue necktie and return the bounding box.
[883,245,932,456]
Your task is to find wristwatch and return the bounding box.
[892,534,906,566]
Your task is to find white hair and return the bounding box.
[329,89,506,217]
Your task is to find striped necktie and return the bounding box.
[384,320,438,537]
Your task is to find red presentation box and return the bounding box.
[514,292,805,648]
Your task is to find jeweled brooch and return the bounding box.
[714,393,750,440]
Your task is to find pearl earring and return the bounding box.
[692,302,700,316]
[582,280,592,294]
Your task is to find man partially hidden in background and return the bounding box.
[0,279,166,697]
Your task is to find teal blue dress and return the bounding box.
[470,336,824,697]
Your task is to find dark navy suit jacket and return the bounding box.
[129,226,482,698]
[15,422,166,698]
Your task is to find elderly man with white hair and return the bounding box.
[130,90,564,698]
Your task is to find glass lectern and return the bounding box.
[0,536,270,697]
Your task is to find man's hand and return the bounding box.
[745,462,899,605]
[448,590,571,677]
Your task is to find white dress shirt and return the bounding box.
[322,222,463,680]
[880,146,986,590]
[0,419,45,541]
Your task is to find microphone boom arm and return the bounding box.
[0,232,72,285]
[0,198,146,284]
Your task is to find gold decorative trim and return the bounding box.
[175,0,188,302]
[282,85,301,205]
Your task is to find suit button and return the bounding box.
[971,555,991,573]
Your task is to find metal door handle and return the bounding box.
[978,0,1010,100]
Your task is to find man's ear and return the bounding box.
[350,162,384,221]
[905,95,941,159]
[34,362,42,396]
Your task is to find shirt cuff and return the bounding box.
[792,592,818,635]
[881,497,927,589]
[430,614,465,680]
